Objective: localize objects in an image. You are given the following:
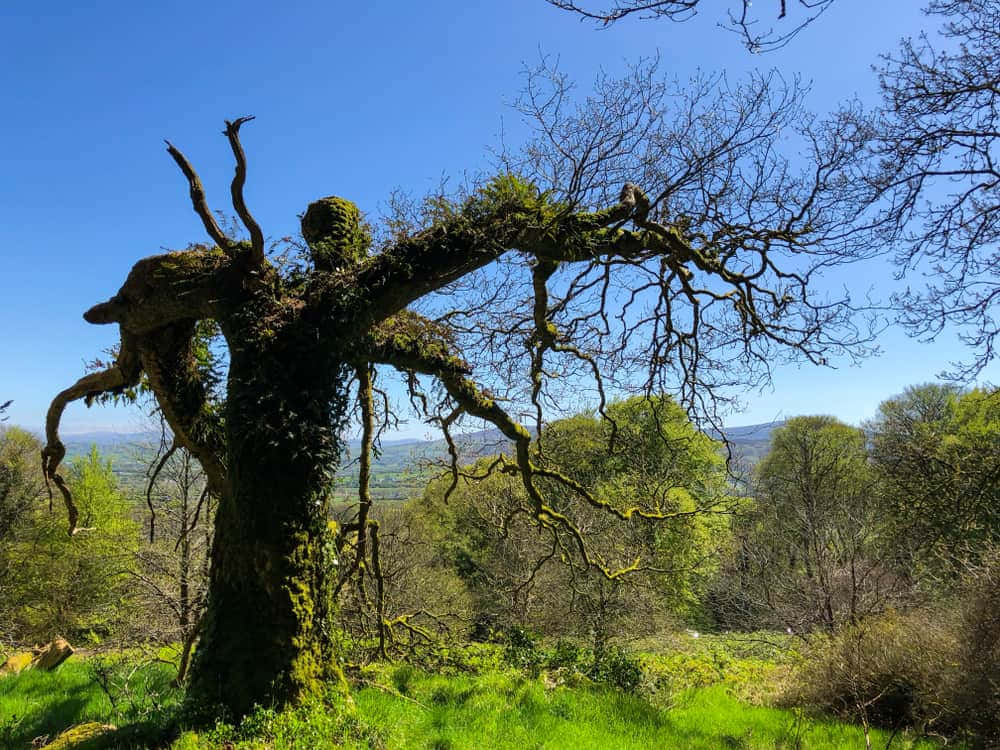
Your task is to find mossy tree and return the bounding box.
[43,65,877,719]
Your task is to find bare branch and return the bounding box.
[223,116,266,267]
[545,0,836,52]
[165,141,232,252]
[145,440,178,543]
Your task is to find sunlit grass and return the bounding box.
[0,658,181,747]
[0,656,956,749]
[355,667,945,750]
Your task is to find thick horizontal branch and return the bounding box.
[345,183,687,328]
[83,249,237,334]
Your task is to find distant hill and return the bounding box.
[47,420,783,500]
[61,430,160,446]
[711,421,785,465]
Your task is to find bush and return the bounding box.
[495,629,644,694]
[950,551,1000,748]
[786,559,1000,749]
[784,610,957,732]
[586,647,643,693]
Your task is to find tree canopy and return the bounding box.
[869,384,1000,562]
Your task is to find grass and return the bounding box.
[0,647,956,749]
[354,666,944,750]
[0,657,181,747]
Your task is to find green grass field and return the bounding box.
[0,654,952,750]
[350,667,942,750]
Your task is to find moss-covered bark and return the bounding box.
[183,341,349,720]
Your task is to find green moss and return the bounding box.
[0,651,34,675]
[43,721,116,749]
[301,196,371,271]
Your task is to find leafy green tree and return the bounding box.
[869,384,1000,565]
[718,416,899,632]
[415,396,732,650]
[0,426,46,643]
[0,427,44,544]
[4,447,138,642]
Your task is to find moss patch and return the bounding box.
[42,721,117,749]
[301,196,370,271]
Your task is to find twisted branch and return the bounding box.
[42,341,142,535]
[223,116,265,267]
[165,141,231,252]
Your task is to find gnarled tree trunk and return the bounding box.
[184,345,349,716]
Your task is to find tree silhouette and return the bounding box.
[869,0,1000,378]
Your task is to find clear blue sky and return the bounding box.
[2,1,995,437]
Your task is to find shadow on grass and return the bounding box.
[0,661,182,749]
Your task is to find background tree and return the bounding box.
[868,383,1000,569]
[3,446,137,642]
[42,60,877,717]
[544,0,837,51]
[0,426,46,646]
[868,0,1000,378]
[715,417,899,633]
[131,442,214,684]
[414,396,732,653]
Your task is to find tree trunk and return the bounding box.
[184,346,350,719]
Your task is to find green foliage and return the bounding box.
[408,395,733,648]
[0,427,45,593]
[491,628,643,694]
[584,647,644,693]
[870,384,1000,565]
[715,415,893,632]
[2,446,139,641]
[0,426,44,532]
[179,686,371,750]
[471,174,564,220]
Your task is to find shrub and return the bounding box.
[950,551,1000,748]
[586,647,644,693]
[784,610,957,733]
